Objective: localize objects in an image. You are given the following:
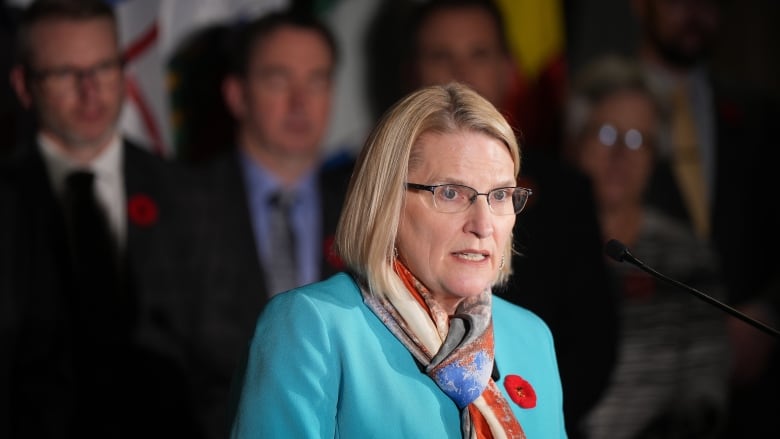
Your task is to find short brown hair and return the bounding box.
[227,8,338,77]
[15,0,117,68]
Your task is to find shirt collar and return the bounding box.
[38,132,123,197]
[238,148,319,205]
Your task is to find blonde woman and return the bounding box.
[231,83,566,438]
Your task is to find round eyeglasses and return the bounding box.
[406,183,532,215]
[594,123,651,151]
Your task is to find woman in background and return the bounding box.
[565,56,728,439]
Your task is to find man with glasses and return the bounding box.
[4,1,198,437]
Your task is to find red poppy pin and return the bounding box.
[504,374,537,409]
[323,234,345,270]
[128,193,159,227]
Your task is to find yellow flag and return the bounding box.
[495,0,565,80]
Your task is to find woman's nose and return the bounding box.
[464,196,494,238]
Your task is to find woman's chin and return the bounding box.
[443,278,493,299]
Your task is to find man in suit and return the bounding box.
[189,10,352,439]
[3,1,199,437]
[633,0,780,436]
[404,1,618,436]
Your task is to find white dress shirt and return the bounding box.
[38,133,126,248]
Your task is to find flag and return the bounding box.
[113,0,286,157]
[495,0,567,153]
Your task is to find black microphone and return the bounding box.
[605,239,780,339]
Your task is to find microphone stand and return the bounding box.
[605,239,780,339]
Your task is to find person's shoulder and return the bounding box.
[201,148,240,170]
[4,144,52,197]
[293,271,359,296]
[122,139,182,182]
[641,207,721,274]
[263,273,362,317]
[5,141,43,173]
[123,139,166,164]
[643,207,709,250]
[492,295,553,336]
[192,148,243,188]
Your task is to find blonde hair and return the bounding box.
[335,83,521,300]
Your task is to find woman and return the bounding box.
[564,57,728,438]
[230,83,566,438]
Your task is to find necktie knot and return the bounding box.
[64,170,101,221]
[65,170,96,195]
[269,190,296,211]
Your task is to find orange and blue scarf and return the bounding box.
[360,260,525,439]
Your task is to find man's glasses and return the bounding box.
[406,183,532,215]
[28,58,123,94]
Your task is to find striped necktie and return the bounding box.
[266,190,298,296]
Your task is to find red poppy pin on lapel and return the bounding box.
[323,234,345,270]
[128,193,159,227]
[504,374,537,409]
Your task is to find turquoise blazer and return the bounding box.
[231,273,567,438]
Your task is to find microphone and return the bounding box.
[605,239,780,339]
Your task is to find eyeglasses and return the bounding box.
[406,183,532,215]
[28,58,123,94]
[591,123,653,151]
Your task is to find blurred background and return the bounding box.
[1,0,777,161]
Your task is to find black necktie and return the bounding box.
[63,171,124,344]
[266,190,298,296]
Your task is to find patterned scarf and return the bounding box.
[360,260,525,439]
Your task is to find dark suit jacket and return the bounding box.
[645,80,780,437]
[497,151,618,438]
[0,160,19,439]
[187,150,353,439]
[646,80,780,309]
[2,141,201,439]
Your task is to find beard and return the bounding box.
[645,3,718,70]
[648,27,714,69]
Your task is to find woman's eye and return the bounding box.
[441,186,459,200]
[492,189,508,202]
